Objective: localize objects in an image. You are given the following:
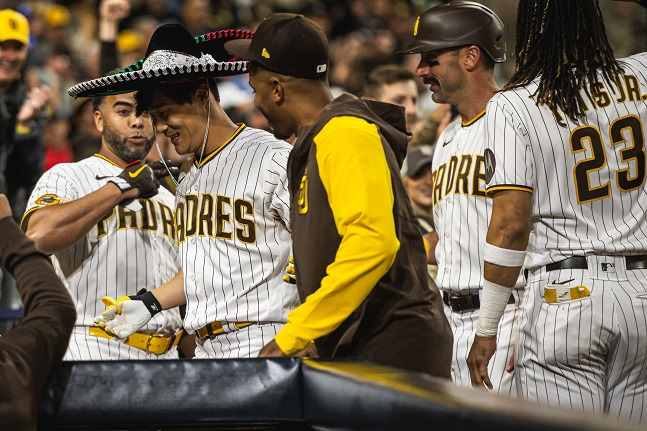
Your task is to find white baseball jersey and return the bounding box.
[175,124,299,358]
[432,113,519,394]
[484,52,647,422]
[23,154,182,360]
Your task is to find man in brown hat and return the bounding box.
[225,13,452,377]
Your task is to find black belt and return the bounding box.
[545,255,647,272]
[442,291,515,313]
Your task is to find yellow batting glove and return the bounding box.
[283,256,296,284]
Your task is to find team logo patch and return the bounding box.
[298,171,308,214]
[601,262,616,272]
[484,148,496,184]
[34,194,67,206]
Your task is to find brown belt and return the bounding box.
[195,321,253,340]
[89,327,183,355]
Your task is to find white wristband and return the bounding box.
[476,280,512,336]
[483,242,526,267]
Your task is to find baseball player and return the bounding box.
[467,0,647,422]
[226,13,452,377]
[83,24,299,358]
[399,1,521,394]
[22,91,183,360]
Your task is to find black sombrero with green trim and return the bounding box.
[68,23,253,98]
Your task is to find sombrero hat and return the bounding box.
[68,23,253,98]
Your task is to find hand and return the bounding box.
[100,0,130,22]
[426,230,439,265]
[16,85,52,125]
[294,341,319,358]
[467,334,497,390]
[108,160,160,199]
[94,290,162,338]
[506,349,515,373]
[282,256,296,284]
[258,339,288,357]
[147,160,179,181]
[0,194,11,219]
[258,339,318,358]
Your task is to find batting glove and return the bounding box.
[107,160,160,199]
[283,256,296,284]
[94,289,163,339]
[147,160,180,181]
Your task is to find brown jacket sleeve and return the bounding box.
[0,216,76,430]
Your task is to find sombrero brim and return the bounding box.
[68,29,254,98]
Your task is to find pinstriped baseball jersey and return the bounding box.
[432,114,490,295]
[23,154,182,360]
[484,52,647,422]
[432,113,520,393]
[484,52,647,269]
[175,124,298,339]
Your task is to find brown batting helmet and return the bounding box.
[398,1,505,63]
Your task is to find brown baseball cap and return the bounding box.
[224,13,329,79]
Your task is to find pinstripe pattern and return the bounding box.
[24,155,182,360]
[175,125,298,358]
[432,114,520,393]
[485,53,647,270]
[485,53,647,422]
[520,266,647,421]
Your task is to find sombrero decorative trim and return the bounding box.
[68,27,253,98]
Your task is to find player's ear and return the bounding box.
[94,109,104,133]
[270,77,285,105]
[464,45,480,71]
[195,84,210,109]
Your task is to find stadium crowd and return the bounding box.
[0,0,646,428]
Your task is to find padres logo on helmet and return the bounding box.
[398,1,505,63]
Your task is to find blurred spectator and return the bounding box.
[26,47,77,120]
[43,115,72,171]
[362,64,421,133]
[401,145,437,278]
[179,0,214,35]
[0,8,51,220]
[116,29,146,67]
[69,98,102,162]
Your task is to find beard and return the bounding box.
[103,124,154,163]
[271,128,293,141]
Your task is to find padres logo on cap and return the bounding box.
[413,16,420,36]
[262,48,270,59]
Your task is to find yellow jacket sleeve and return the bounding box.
[274,116,400,354]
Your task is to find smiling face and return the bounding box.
[94,93,155,164]
[415,47,466,105]
[0,39,28,92]
[403,167,433,213]
[145,86,207,155]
